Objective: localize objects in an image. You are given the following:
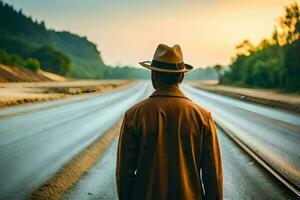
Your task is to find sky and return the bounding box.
[3,0,295,68]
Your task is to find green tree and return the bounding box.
[213,65,222,81]
[31,46,71,75]
[271,26,280,45]
[220,2,299,92]
[282,39,300,91]
[0,48,23,67]
[24,57,40,72]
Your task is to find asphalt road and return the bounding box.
[63,82,299,200]
[0,81,151,200]
[0,81,299,199]
[181,84,300,191]
[63,128,296,200]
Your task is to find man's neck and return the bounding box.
[156,84,179,90]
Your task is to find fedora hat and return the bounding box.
[139,44,193,73]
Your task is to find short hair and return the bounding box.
[155,71,183,85]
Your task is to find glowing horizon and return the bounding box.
[3,0,295,68]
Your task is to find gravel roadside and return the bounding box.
[189,81,300,114]
[0,80,133,108]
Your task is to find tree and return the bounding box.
[31,46,71,75]
[220,2,299,92]
[272,27,278,45]
[24,58,40,72]
[213,65,222,82]
[278,2,300,44]
[0,48,23,67]
[235,40,255,56]
[282,38,300,91]
[257,39,270,50]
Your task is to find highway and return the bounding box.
[63,128,295,200]
[63,82,299,200]
[182,84,300,194]
[0,81,299,199]
[0,82,151,200]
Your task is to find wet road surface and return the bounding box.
[181,84,300,191]
[64,128,297,200]
[0,82,151,200]
[0,82,299,199]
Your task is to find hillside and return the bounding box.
[0,1,106,78]
[49,31,106,78]
[0,64,68,82]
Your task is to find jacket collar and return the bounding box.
[150,85,189,99]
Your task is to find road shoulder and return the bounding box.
[189,80,300,114]
[0,80,134,108]
[28,120,122,200]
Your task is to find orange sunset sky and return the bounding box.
[4,0,296,68]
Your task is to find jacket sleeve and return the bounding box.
[201,112,223,200]
[116,114,138,200]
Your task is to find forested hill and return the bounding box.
[0,1,107,78]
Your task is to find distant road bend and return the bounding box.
[0,81,299,200]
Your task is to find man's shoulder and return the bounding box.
[125,96,210,119]
[125,98,150,116]
[190,100,210,115]
[188,100,211,123]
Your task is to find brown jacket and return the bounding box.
[116,85,223,200]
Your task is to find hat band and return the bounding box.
[151,60,185,70]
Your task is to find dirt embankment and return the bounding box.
[0,80,134,108]
[0,64,135,108]
[0,64,69,82]
[189,80,300,114]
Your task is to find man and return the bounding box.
[116,44,223,200]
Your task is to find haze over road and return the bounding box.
[0,81,299,200]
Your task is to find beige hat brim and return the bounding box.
[139,61,193,73]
